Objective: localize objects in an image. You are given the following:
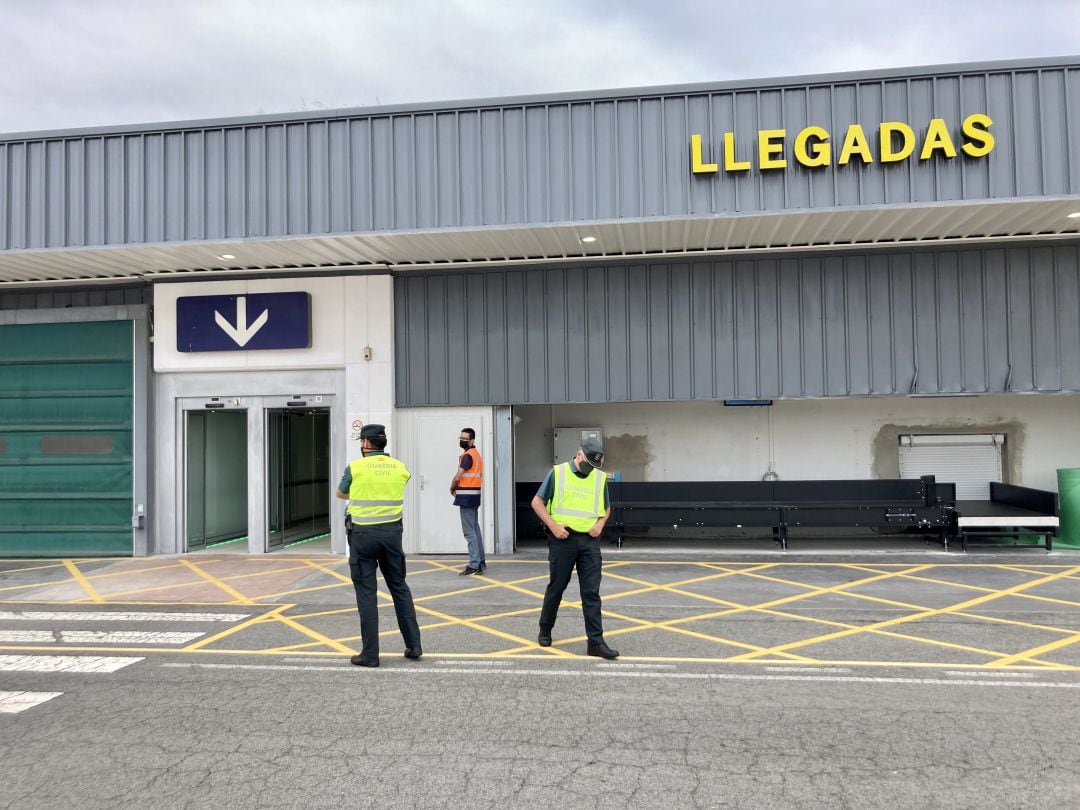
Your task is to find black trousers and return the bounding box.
[538,531,605,644]
[347,521,421,659]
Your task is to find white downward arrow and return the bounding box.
[214,296,269,347]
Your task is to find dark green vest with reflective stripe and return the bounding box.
[547,462,606,533]
[348,455,411,525]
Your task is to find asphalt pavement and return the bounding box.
[1,548,1078,809]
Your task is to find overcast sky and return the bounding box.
[1,0,1078,135]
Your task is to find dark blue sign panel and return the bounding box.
[176,292,311,352]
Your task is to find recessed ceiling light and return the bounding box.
[1068,212,1080,219]
[580,236,597,243]
[218,254,236,260]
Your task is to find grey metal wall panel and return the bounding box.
[0,283,150,311]
[395,243,1080,405]
[4,61,1079,252]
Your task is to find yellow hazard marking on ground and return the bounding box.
[727,564,1080,664]
[61,560,104,603]
[3,558,1080,669]
[177,559,259,605]
[985,630,1080,668]
[182,604,291,652]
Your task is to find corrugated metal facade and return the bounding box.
[395,243,1080,405]
[1,61,1078,252]
[0,284,150,310]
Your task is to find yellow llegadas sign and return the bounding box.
[690,114,994,173]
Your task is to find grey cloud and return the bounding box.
[1,0,1077,134]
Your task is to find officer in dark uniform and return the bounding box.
[335,424,422,668]
[530,436,619,659]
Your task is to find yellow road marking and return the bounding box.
[729,565,1080,662]
[0,562,67,576]
[178,559,257,605]
[271,612,357,654]
[986,630,1080,668]
[182,605,291,652]
[598,572,1030,663]
[102,563,314,601]
[61,560,104,603]
[406,599,576,658]
[0,642,1075,669]
[843,564,1080,610]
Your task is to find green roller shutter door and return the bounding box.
[0,320,134,557]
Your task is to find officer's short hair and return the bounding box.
[369,435,388,451]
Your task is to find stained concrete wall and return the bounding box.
[514,394,1080,491]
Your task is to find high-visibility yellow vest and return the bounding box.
[457,447,483,497]
[547,462,607,533]
[347,455,411,526]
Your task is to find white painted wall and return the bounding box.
[152,275,397,555]
[514,394,1080,491]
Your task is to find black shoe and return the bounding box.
[537,631,552,647]
[459,566,480,576]
[587,642,619,660]
[404,647,423,660]
[350,655,379,667]
[479,562,487,573]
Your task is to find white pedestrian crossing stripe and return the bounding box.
[0,690,63,714]
[0,630,204,645]
[0,631,54,643]
[60,631,204,645]
[0,610,248,623]
[0,655,142,673]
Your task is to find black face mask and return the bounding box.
[459,440,471,449]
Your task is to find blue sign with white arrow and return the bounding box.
[176,292,311,352]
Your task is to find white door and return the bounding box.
[404,408,494,554]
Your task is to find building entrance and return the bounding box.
[185,409,248,551]
[175,390,339,555]
[266,408,331,550]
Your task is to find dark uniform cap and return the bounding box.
[580,436,604,468]
[359,423,387,439]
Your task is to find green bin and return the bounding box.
[1056,468,1080,549]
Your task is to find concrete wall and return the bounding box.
[514,394,1080,491]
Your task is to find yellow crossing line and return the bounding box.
[264,606,549,653]
[728,565,1080,662]
[250,558,451,601]
[0,641,1075,669]
[843,564,1080,610]
[272,612,357,654]
[986,630,1080,668]
[178,559,258,605]
[99,564,315,601]
[0,561,67,576]
[598,567,1032,663]
[0,561,194,595]
[62,560,104,603]
[714,566,1059,664]
[406,598,576,658]
[182,605,291,652]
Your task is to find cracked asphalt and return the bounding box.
[1,550,1079,808]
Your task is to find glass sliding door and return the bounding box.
[186,410,248,550]
[266,408,331,550]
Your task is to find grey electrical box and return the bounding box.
[553,427,603,466]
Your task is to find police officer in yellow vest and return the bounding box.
[335,423,422,668]
[530,436,619,659]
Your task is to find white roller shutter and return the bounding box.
[898,434,1004,500]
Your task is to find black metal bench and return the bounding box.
[954,483,1058,551]
[608,476,955,550]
